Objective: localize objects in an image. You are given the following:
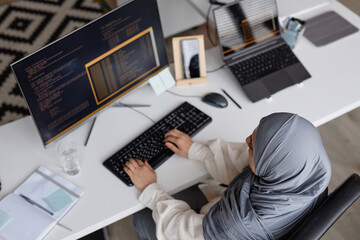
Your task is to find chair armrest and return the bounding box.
[288,173,360,240]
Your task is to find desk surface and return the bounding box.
[157,0,205,37]
[188,0,331,25]
[1,1,360,239]
[116,0,206,38]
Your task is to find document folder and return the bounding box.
[0,167,84,240]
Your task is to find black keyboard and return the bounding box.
[103,102,212,186]
[230,44,299,86]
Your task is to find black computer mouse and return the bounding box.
[202,92,228,108]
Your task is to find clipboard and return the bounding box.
[0,167,84,240]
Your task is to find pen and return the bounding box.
[20,194,72,231]
[221,89,242,109]
[20,194,54,216]
[285,17,291,30]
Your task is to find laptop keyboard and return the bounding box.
[230,44,299,86]
[103,101,212,186]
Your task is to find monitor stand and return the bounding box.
[112,103,151,108]
[84,102,151,146]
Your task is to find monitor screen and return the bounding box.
[11,0,168,147]
[214,0,280,57]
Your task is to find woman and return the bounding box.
[124,113,331,240]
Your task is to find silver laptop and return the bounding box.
[213,0,311,102]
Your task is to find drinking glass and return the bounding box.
[57,141,80,176]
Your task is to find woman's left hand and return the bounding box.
[123,158,156,192]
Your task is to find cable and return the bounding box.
[118,102,156,123]
[207,64,227,73]
[165,90,202,99]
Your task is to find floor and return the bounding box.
[107,1,360,239]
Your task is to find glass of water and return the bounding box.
[57,141,80,176]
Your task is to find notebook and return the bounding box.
[213,0,311,102]
[0,167,84,240]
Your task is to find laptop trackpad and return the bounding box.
[262,71,294,94]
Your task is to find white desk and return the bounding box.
[116,0,206,38]
[188,0,331,26]
[1,1,360,239]
[156,0,205,37]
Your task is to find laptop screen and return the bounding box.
[214,0,280,58]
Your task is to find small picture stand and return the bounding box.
[172,35,206,86]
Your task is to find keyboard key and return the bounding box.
[230,44,299,86]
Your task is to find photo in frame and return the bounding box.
[172,35,207,86]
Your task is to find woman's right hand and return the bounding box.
[164,129,193,158]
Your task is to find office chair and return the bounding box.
[287,173,360,240]
[81,174,360,240]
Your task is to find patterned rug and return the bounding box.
[0,0,106,126]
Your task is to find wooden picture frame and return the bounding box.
[172,35,207,86]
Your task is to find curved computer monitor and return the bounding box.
[11,0,168,147]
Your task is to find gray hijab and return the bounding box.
[203,113,331,240]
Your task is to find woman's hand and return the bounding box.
[164,129,193,158]
[123,158,156,192]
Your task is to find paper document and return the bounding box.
[0,166,84,240]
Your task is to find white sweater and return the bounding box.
[138,140,250,240]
